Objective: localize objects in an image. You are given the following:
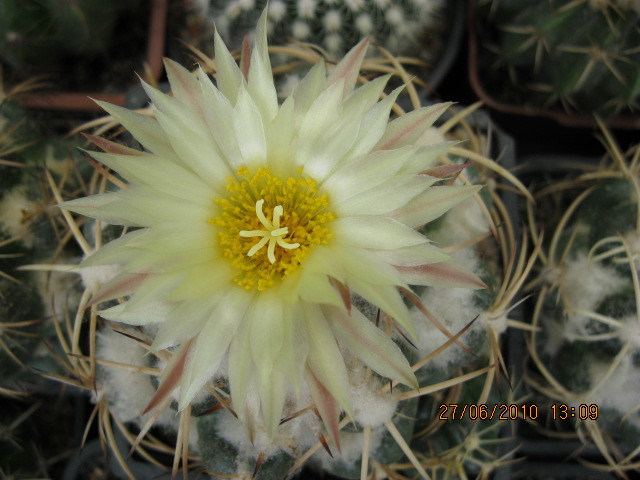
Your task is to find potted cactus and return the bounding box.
[19,9,539,478]
[1,0,168,112]
[524,123,640,477]
[469,0,640,128]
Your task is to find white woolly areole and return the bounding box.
[238,0,255,11]
[560,254,626,340]
[80,264,121,291]
[269,0,287,21]
[0,187,39,248]
[385,6,405,26]
[579,355,640,431]
[224,1,242,20]
[344,0,365,11]
[349,364,398,427]
[297,0,316,18]
[97,328,173,426]
[414,283,484,370]
[292,20,311,39]
[618,315,640,351]
[355,13,373,35]
[323,10,342,32]
[477,308,509,336]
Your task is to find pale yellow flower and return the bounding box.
[61,10,483,439]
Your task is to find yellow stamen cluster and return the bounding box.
[211,167,334,291]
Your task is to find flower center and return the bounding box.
[211,167,334,291]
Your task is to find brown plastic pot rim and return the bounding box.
[18,0,168,112]
[467,0,640,130]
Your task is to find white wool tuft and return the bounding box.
[580,355,640,430]
[292,20,311,39]
[413,284,484,370]
[269,0,287,21]
[238,0,255,11]
[349,365,398,427]
[215,391,312,459]
[618,316,640,350]
[297,0,316,18]
[0,187,39,248]
[323,10,342,32]
[385,6,404,26]
[560,254,626,340]
[344,0,365,11]
[80,264,121,291]
[478,308,509,336]
[355,13,373,35]
[97,328,173,426]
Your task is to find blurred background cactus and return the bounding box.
[525,124,640,476]
[0,0,141,71]
[180,0,457,67]
[473,0,640,120]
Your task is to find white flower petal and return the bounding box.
[333,175,430,217]
[98,301,173,325]
[178,289,252,408]
[375,102,452,151]
[198,68,244,165]
[142,82,232,188]
[326,36,369,98]
[292,60,326,119]
[331,216,428,250]
[325,305,417,387]
[86,150,213,204]
[234,87,268,165]
[247,9,279,122]
[214,28,244,104]
[321,146,418,200]
[93,100,176,159]
[391,185,482,228]
[302,302,353,416]
[164,58,205,118]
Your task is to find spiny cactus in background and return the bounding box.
[183,0,449,60]
[476,0,640,118]
[528,123,640,475]
[0,0,141,73]
[0,84,92,389]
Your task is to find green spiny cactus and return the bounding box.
[0,0,141,72]
[476,0,640,118]
[185,0,449,60]
[529,126,640,475]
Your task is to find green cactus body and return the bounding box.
[0,0,142,73]
[189,0,448,60]
[534,165,640,459]
[477,0,640,117]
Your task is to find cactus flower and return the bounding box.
[61,10,483,439]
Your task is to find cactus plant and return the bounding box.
[181,0,452,61]
[474,0,640,119]
[20,10,536,480]
[0,0,142,72]
[527,123,640,476]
